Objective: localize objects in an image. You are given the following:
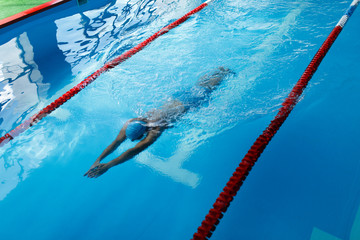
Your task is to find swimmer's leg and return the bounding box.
[197,67,234,90]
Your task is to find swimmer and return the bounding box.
[84,67,234,178]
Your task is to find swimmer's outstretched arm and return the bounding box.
[85,127,161,178]
[84,118,145,176]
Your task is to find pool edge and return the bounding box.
[0,0,72,29]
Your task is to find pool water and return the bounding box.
[1,0,360,239]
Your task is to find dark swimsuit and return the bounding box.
[173,85,212,110]
[146,85,212,128]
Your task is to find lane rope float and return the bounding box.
[0,0,215,147]
[192,0,359,239]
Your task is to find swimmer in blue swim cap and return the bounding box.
[84,67,234,178]
[125,120,148,141]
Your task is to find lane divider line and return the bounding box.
[0,0,214,146]
[192,1,359,239]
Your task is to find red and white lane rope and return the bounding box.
[192,1,359,239]
[0,0,215,147]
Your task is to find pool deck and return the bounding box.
[0,0,72,29]
[0,0,49,20]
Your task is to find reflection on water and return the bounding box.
[0,34,41,201]
[55,0,185,75]
[0,33,48,134]
[0,132,55,201]
[0,113,85,201]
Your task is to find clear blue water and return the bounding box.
[1,0,360,239]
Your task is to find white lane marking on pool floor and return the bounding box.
[311,204,360,240]
[135,4,305,188]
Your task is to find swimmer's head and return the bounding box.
[126,120,148,141]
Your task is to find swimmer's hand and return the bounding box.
[84,163,110,178]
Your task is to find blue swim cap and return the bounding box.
[126,120,147,141]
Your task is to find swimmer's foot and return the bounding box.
[218,66,236,76]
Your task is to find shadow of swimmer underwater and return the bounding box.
[84,67,235,178]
